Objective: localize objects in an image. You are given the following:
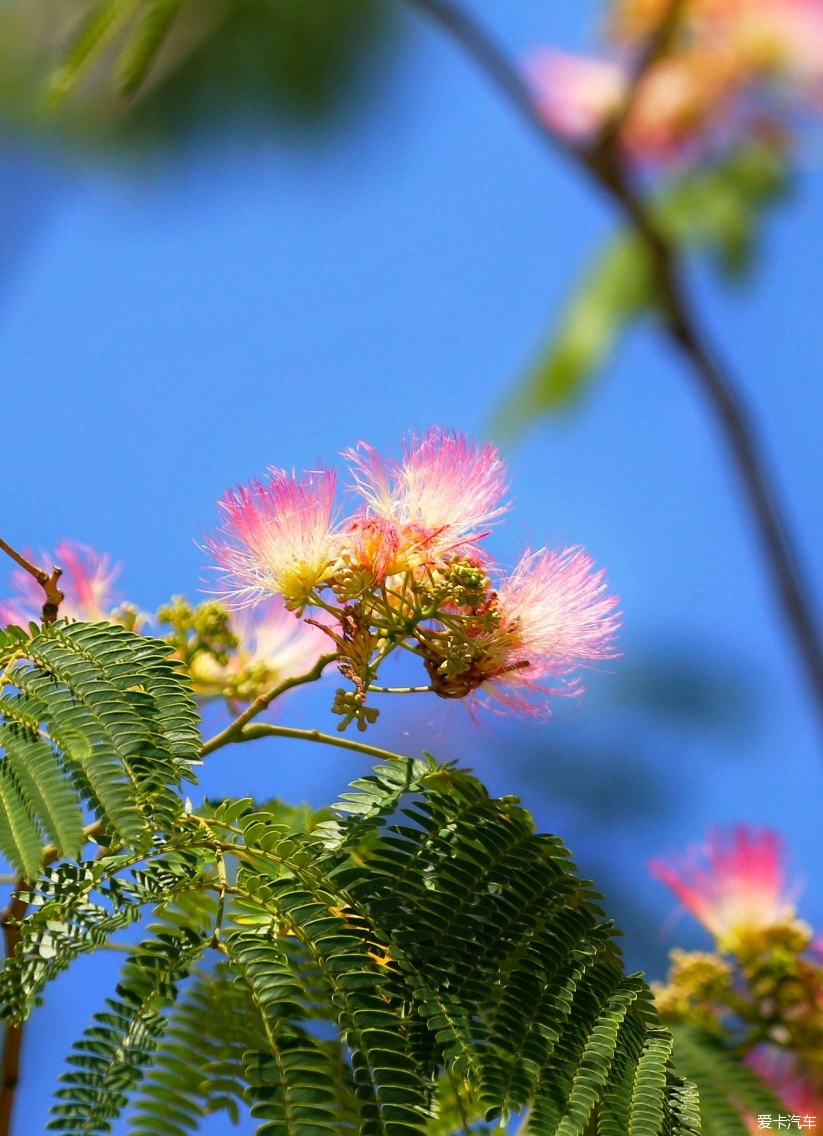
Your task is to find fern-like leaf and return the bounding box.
[46,0,142,107]
[116,0,187,93]
[0,621,200,875]
[670,1027,780,1136]
[48,926,208,1133]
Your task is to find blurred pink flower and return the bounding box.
[208,467,339,612]
[189,596,331,702]
[736,0,823,88]
[476,546,621,712]
[0,540,122,625]
[344,427,509,570]
[525,45,742,162]
[650,826,801,947]
[525,47,627,140]
[746,1045,823,1125]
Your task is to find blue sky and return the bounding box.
[2,2,823,1130]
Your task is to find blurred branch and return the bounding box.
[596,0,686,150]
[401,0,823,736]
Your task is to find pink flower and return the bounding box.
[526,45,742,163]
[343,428,509,572]
[189,597,331,703]
[525,48,628,140]
[736,0,823,87]
[650,826,801,949]
[474,546,621,712]
[0,540,123,625]
[208,467,339,612]
[746,1046,823,1125]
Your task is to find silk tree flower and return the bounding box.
[611,0,823,106]
[208,467,339,612]
[188,597,331,706]
[529,0,823,167]
[0,539,131,626]
[745,1046,823,1129]
[423,546,620,710]
[343,427,509,576]
[524,48,628,140]
[650,826,804,953]
[526,45,742,163]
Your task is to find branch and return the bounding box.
[0,820,103,1136]
[235,722,410,764]
[0,536,63,625]
[201,652,338,757]
[401,0,823,733]
[596,0,686,152]
[403,0,581,164]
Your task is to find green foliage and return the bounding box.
[116,0,188,95]
[0,0,390,147]
[46,0,145,107]
[0,621,199,877]
[496,140,788,431]
[0,624,700,1135]
[128,963,267,1134]
[669,1027,783,1136]
[49,926,210,1133]
[0,848,211,1023]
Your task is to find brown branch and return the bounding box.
[0,536,63,625]
[0,821,103,1136]
[0,899,24,1136]
[401,0,823,732]
[596,0,687,151]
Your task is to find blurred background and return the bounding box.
[1,0,822,1129]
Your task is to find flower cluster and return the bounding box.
[651,826,823,1121]
[156,595,330,709]
[0,431,619,728]
[207,427,620,729]
[526,0,823,165]
[0,541,328,713]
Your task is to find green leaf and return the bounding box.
[128,963,266,1135]
[4,757,699,1135]
[116,0,187,94]
[496,139,788,433]
[0,621,200,876]
[670,1027,781,1136]
[46,0,143,108]
[48,926,208,1133]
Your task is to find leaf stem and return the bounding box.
[201,652,338,757]
[235,723,409,763]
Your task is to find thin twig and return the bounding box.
[235,723,409,764]
[0,536,63,625]
[404,0,580,164]
[201,651,338,757]
[401,0,823,733]
[0,820,103,1136]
